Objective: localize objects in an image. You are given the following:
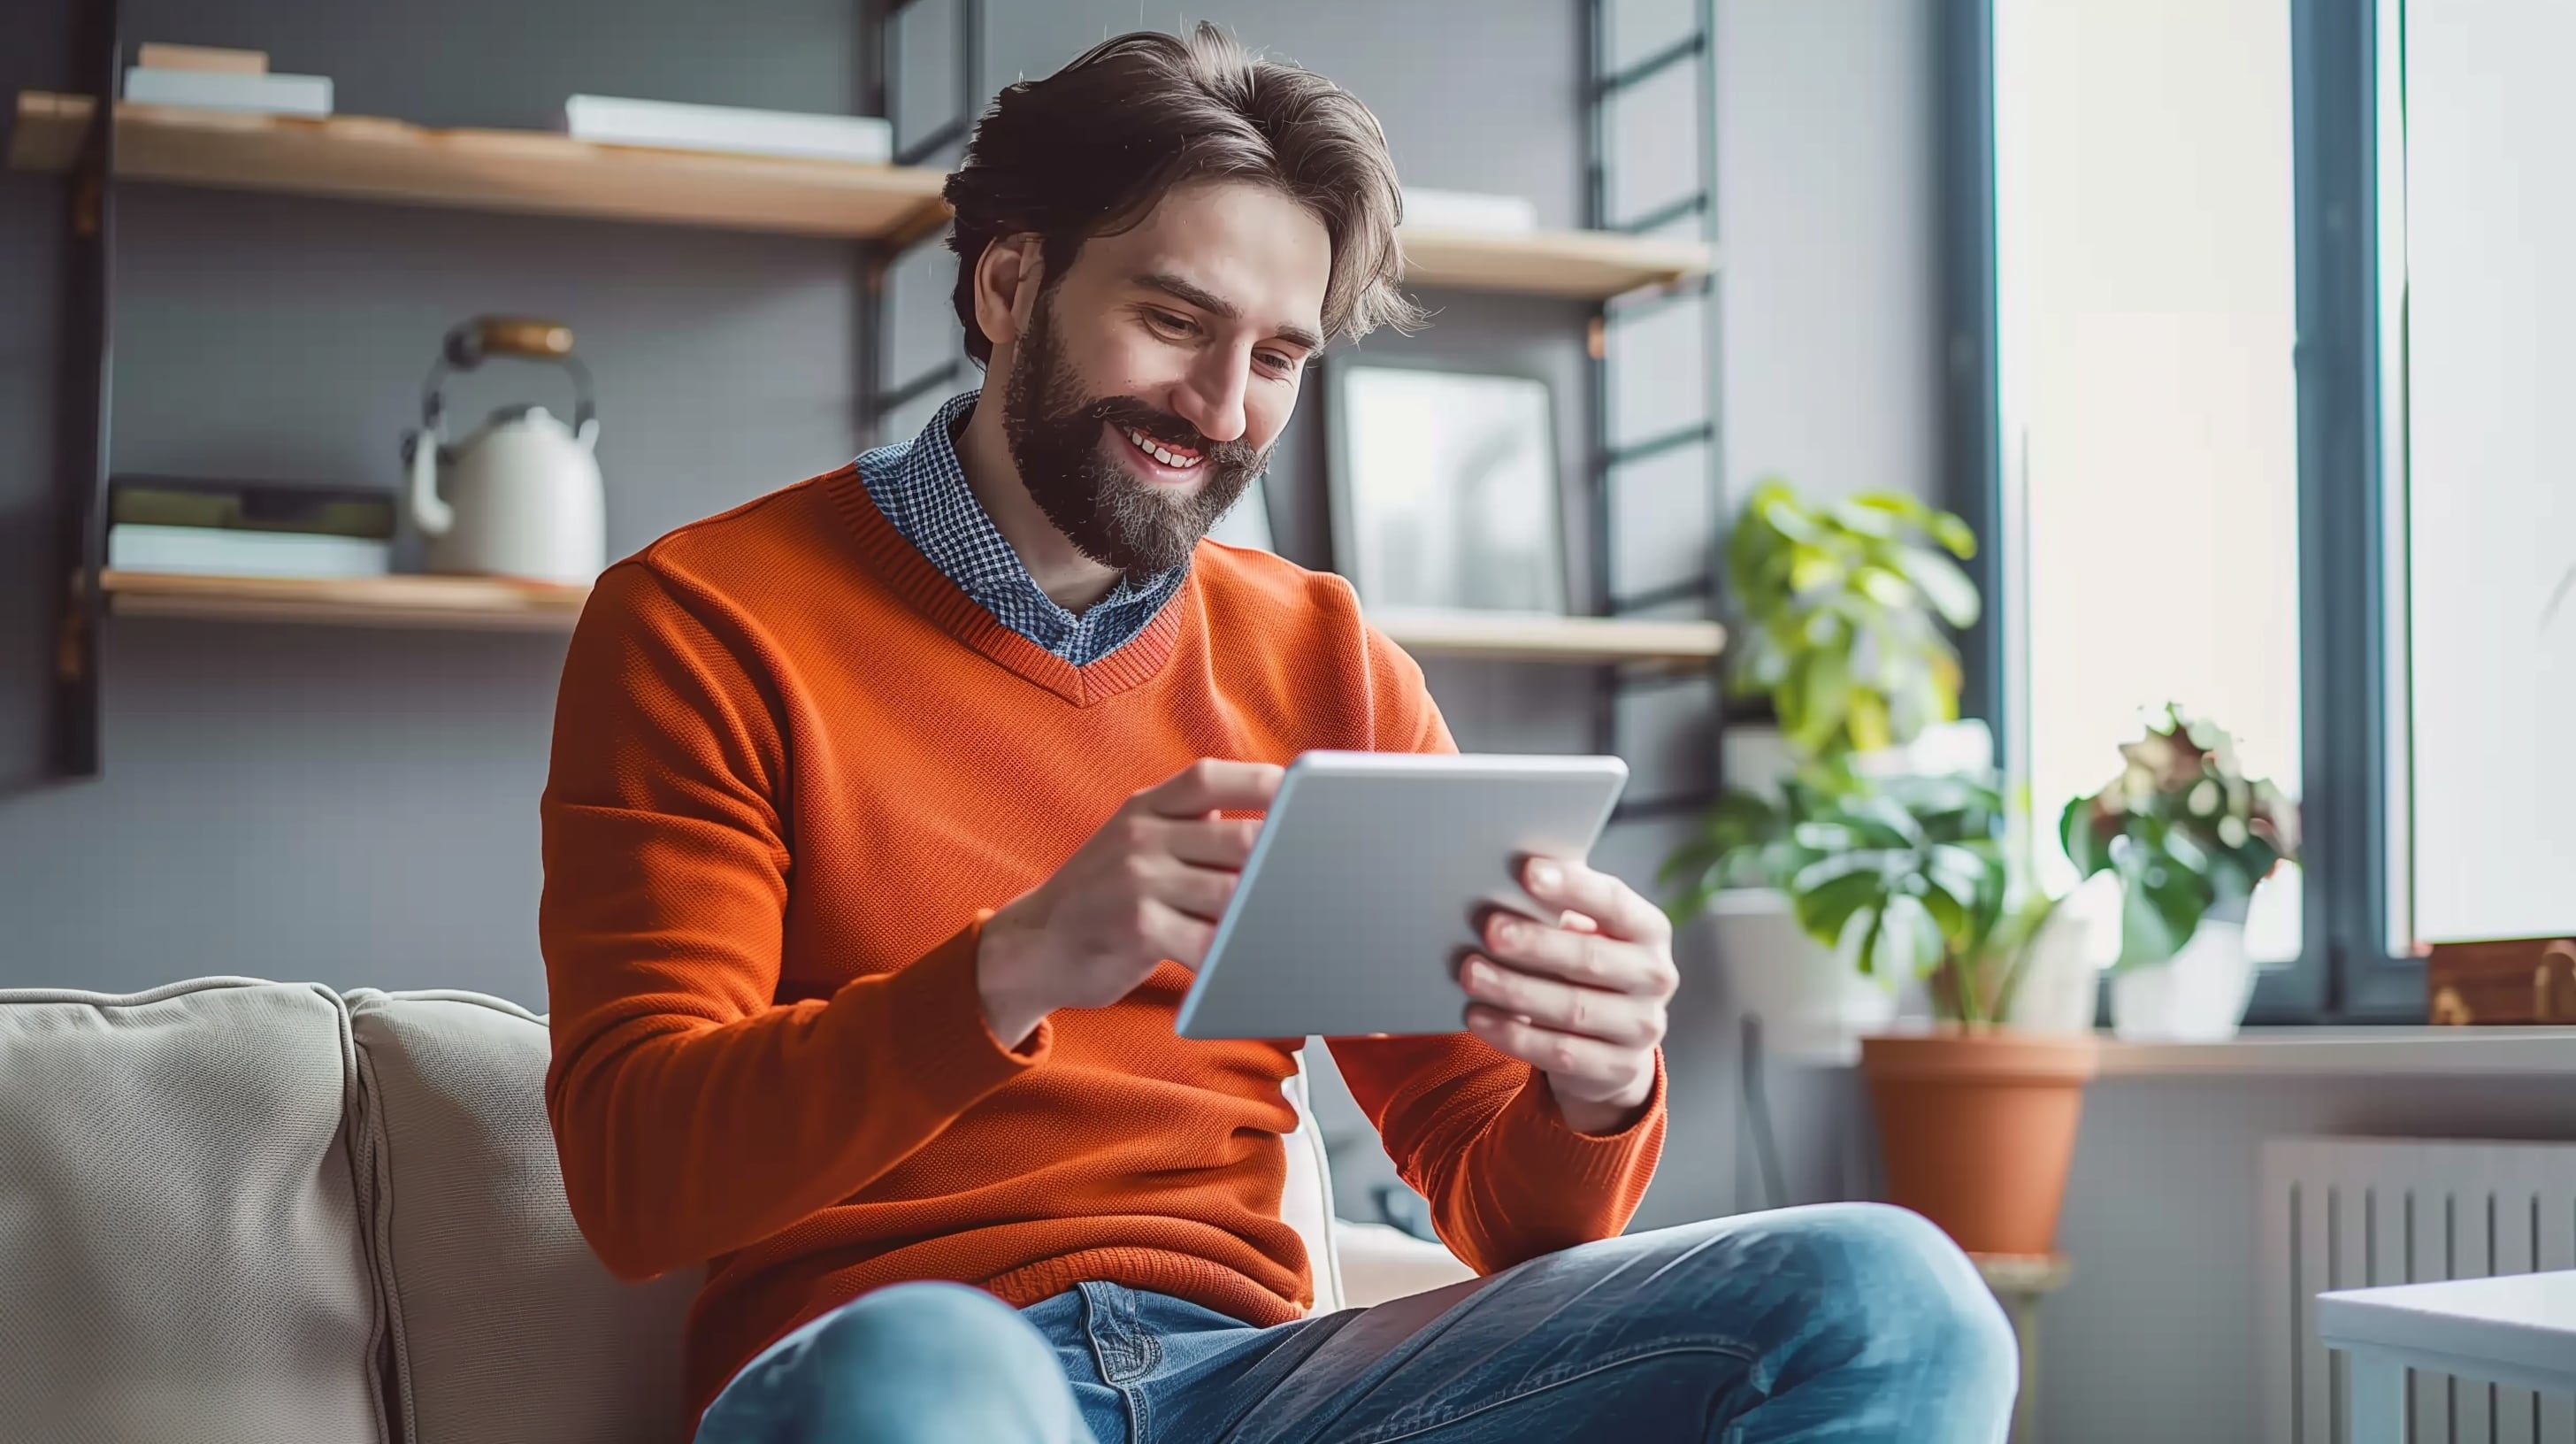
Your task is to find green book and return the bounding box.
[108,475,396,541]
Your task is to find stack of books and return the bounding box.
[124,42,332,118]
[564,95,893,165]
[1401,188,1539,234]
[106,476,394,580]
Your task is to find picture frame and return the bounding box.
[1326,362,1568,615]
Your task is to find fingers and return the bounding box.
[1140,897,1222,970]
[1521,856,1672,947]
[1459,955,1662,1046]
[1135,852,1238,923]
[1463,1005,1647,1086]
[1160,815,1262,871]
[1479,910,1673,998]
[1144,759,1285,818]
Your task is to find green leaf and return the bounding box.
[1790,864,1894,948]
[1881,892,1947,977]
[1790,820,1865,853]
[1850,901,1891,978]
[1788,647,1852,756]
[2112,850,2215,971]
[1925,842,2000,903]
[1836,790,1929,849]
[1830,499,1905,540]
[1927,511,1978,558]
[1896,547,1982,629]
[2061,795,2112,877]
[1854,565,1917,609]
[1759,495,1827,546]
[1788,547,1847,597]
[1787,849,1894,895]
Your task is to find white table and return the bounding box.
[2318,1271,2576,1444]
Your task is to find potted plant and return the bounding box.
[1775,772,2099,1256]
[1663,479,1985,1049]
[1660,776,1897,1048]
[1721,477,1982,764]
[2061,705,2301,1041]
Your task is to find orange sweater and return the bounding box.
[538,463,1666,1429]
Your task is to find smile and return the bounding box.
[1118,425,1205,471]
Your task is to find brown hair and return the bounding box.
[942,23,1422,365]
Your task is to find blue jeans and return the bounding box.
[696,1202,2017,1443]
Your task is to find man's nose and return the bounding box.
[1169,350,1252,446]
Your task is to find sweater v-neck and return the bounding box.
[824,464,1186,707]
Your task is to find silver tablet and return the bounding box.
[1173,750,1629,1041]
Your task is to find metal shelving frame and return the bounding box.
[44,0,120,779]
[1583,0,1727,826]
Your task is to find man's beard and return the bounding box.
[1000,293,1267,578]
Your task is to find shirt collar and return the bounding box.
[859,391,1189,664]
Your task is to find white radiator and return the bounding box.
[2265,1138,2576,1444]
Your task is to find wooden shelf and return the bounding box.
[98,572,1724,664]
[101,569,589,631]
[9,91,950,239]
[1370,609,1724,665]
[10,91,1714,297]
[1397,226,1713,299]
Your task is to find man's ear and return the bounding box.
[973,234,1046,352]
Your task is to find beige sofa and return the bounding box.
[0,976,1470,1444]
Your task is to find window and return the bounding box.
[1992,0,2306,968]
[1971,0,2460,1018]
[2396,0,2576,945]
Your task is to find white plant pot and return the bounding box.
[2110,918,2255,1043]
[1699,888,1895,1057]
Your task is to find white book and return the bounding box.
[109,525,390,579]
[565,94,893,165]
[1401,188,1540,235]
[124,66,333,117]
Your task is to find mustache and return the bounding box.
[1084,396,1261,469]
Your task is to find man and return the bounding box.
[540,25,2013,1444]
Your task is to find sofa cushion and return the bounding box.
[346,988,700,1444]
[0,977,387,1444]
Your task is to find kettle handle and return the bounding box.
[405,424,453,539]
[417,315,596,442]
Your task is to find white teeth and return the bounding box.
[1125,427,1201,469]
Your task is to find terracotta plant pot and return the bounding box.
[1859,1030,2099,1256]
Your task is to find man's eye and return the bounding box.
[1146,310,1196,336]
[1257,351,1297,373]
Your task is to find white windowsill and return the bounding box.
[1772,1027,2576,1077]
[2095,1027,2576,1078]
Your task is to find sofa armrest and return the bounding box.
[1329,1218,1476,1310]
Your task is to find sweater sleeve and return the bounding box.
[1324,621,1668,1273]
[538,562,1049,1283]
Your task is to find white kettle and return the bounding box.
[402,316,606,586]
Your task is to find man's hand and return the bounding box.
[977,759,1284,1048]
[1460,856,1676,1135]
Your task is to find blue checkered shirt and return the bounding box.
[855,392,1188,666]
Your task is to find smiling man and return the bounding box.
[539,25,2014,1444]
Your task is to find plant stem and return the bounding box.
[1947,951,1987,1027]
[1987,895,2064,1028]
